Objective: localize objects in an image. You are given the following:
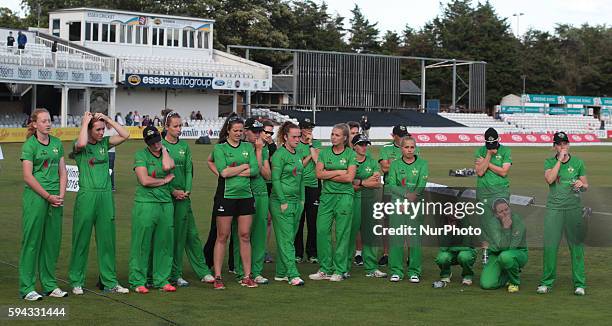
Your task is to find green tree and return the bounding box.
[0,7,25,29]
[380,30,400,55]
[348,4,379,53]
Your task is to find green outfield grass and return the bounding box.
[1,141,611,325]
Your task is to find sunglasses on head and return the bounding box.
[228,115,244,124]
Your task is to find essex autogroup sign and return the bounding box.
[124,73,270,91]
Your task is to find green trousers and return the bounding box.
[270,198,303,279]
[346,195,362,273]
[233,194,268,278]
[540,207,586,288]
[317,193,353,275]
[480,249,527,289]
[171,198,212,281]
[388,214,422,279]
[347,195,380,274]
[19,188,63,297]
[129,202,174,288]
[68,191,118,289]
[435,248,476,279]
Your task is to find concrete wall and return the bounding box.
[115,87,219,119]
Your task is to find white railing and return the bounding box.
[34,36,116,73]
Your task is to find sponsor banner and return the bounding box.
[125,74,271,91]
[608,130,612,139]
[66,164,111,192]
[0,64,112,85]
[500,106,546,114]
[523,94,612,107]
[0,127,81,143]
[594,130,607,139]
[412,133,600,145]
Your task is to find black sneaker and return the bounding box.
[378,255,388,266]
[264,252,273,263]
[354,255,364,266]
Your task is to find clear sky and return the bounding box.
[3,0,610,36]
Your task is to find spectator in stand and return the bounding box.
[190,111,197,120]
[195,111,203,120]
[115,112,125,126]
[17,31,27,50]
[7,31,15,47]
[360,116,371,138]
[133,111,141,126]
[153,116,161,127]
[125,112,133,126]
[141,115,150,127]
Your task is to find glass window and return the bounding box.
[126,25,133,43]
[102,23,109,42]
[85,22,91,41]
[173,29,180,47]
[92,23,99,41]
[52,19,60,30]
[197,31,203,48]
[120,24,125,43]
[166,28,173,46]
[142,27,148,45]
[182,30,188,48]
[204,32,209,49]
[152,28,158,46]
[110,24,116,42]
[189,30,195,48]
[159,29,165,46]
[69,21,81,41]
[135,26,141,44]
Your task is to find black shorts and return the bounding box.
[216,197,256,217]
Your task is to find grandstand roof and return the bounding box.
[49,7,215,23]
[266,76,421,95]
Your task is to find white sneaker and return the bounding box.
[365,270,388,278]
[441,272,452,283]
[329,274,343,282]
[462,278,473,286]
[201,275,215,284]
[47,288,68,298]
[409,275,420,283]
[108,284,129,294]
[176,278,190,287]
[254,275,269,284]
[575,287,585,296]
[290,277,305,286]
[536,285,551,294]
[342,272,350,279]
[274,276,289,282]
[389,274,401,282]
[72,287,84,295]
[24,291,43,301]
[308,271,331,281]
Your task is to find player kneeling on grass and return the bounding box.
[69,112,130,295]
[270,122,306,286]
[537,131,588,296]
[19,108,68,301]
[433,214,477,288]
[162,112,215,287]
[480,198,527,293]
[129,126,176,294]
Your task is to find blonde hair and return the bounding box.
[26,108,50,139]
[332,123,350,146]
[276,121,299,145]
[400,136,416,146]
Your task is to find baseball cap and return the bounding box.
[484,127,500,150]
[392,125,409,137]
[553,131,570,144]
[244,118,264,131]
[143,126,161,146]
[299,117,315,129]
[352,134,371,146]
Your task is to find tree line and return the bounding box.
[1,0,610,108]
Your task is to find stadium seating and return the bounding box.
[0,41,111,72]
[438,112,516,130]
[120,56,258,79]
[280,110,463,127]
[501,114,601,133]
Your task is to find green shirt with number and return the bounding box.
[21,135,64,191]
[73,136,111,191]
[271,146,304,203]
[386,156,429,200]
[213,141,259,199]
[474,145,512,197]
[355,155,380,198]
[162,138,192,193]
[318,146,357,195]
[250,144,269,196]
[544,155,586,209]
[296,140,322,188]
[133,148,173,203]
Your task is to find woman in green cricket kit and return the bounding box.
[129,126,176,294]
[162,112,215,287]
[386,136,429,283]
[270,121,305,286]
[309,123,357,282]
[537,131,589,296]
[69,111,130,295]
[19,108,68,301]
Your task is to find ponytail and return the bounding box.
[276,121,299,146]
[26,108,50,139]
[218,113,243,144]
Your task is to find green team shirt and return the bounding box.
[213,141,259,199]
[386,156,429,200]
[483,213,527,254]
[544,155,586,209]
[21,135,64,191]
[162,138,192,192]
[318,146,357,195]
[133,148,173,203]
[271,146,304,203]
[379,141,420,181]
[355,155,380,198]
[474,145,512,194]
[73,136,111,191]
[250,144,269,196]
[296,139,322,188]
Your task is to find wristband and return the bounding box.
[359,179,363,186]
